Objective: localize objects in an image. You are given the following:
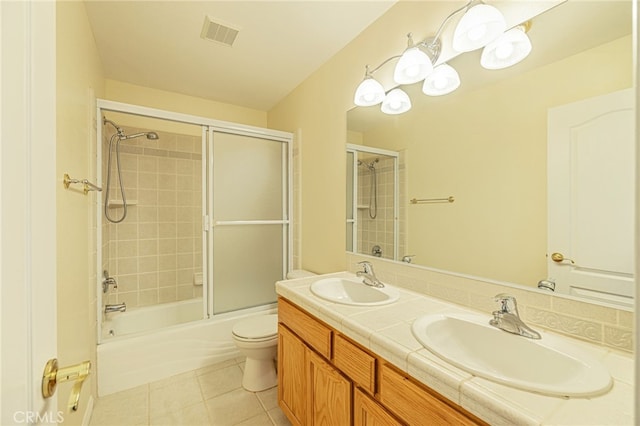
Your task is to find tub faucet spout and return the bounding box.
[105,303,126,313]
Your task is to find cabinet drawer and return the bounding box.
[278,298,332,358]
[379,364,485,426]
[333,333,376,394]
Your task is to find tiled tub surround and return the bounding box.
[276,272,634,425]
[102,126,203,308]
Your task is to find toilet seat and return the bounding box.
[232,314,278,342]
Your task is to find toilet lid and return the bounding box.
[232,314,278,340]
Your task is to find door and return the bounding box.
[306,348,351,426]
[1,1,59,424]
[547,89,635,306]
[208,129,291,314]
[278,324,306,426]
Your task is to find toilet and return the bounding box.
[232,270,316,392]
[232,314,279,392]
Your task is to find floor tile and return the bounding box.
[90,385,149,426]
[205,388,264,425]
[150,401,211,426]
[91,363,287,426]
[197,364,244,400]
[267,407,291,426]
[256,387,278,411]
[233,412,273,426]
[150,375,203,417]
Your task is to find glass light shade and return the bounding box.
[393,47,433,85]
[381,89,412,115]
[452,4,506,52]
[354,77,385,106]
[480,26,532,70]
[422,64,460,96]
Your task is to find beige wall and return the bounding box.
[267,2,485,274]
[104,79,268,131]
[56,1,105,422]
[359,35,632,288]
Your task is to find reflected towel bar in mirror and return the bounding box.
[410,196,455,204]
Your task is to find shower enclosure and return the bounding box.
[96,100,292,343]
[346,144,401,261]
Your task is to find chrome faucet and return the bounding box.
[489,294,541,339]
[356,261,384,288]
[102,270,118,293]
[105,302,126,313]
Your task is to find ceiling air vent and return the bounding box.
[200,16,239,47]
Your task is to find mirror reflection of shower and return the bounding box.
[103,117,160,223]
[358,158,378,219]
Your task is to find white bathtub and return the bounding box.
[97,299,276,396]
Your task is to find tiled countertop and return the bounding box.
[275,272,634,426]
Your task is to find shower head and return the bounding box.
[121,131,160,140]
[103,117,125,138]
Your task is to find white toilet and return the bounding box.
[232,314,279,392]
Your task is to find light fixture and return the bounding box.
[381,89,412,115]
[394,34,433,85]
[481,22,532,70]
[353,1,533,114]
[354,66,386,106]
[452,3,506,53]
[422,64,460,96]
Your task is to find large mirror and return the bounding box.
[347,1,634,307]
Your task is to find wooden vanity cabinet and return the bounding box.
[277,297,486,426]
[354,388,403,426]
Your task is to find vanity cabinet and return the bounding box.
[278,297,486,426]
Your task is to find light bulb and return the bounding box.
[481,25,532,70]
[422,64,460,96]
[453,4,506,52]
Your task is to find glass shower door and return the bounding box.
[208,130,290,314]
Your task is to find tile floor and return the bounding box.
[89,358,291,426]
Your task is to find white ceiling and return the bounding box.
[84,0,397,111]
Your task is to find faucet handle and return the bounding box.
[493,293,518,314]
[358,261,374,274]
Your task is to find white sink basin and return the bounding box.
[310,277,400,306]
[411,313,612,397]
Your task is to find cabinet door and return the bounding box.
[379,364,484,426]
[278,324,306,426]
[354,387,403,426]
[307,348,352,426]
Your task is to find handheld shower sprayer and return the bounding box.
[102,116,160,223]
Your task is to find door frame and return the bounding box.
[1,0,58,423]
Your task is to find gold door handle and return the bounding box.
[42,358,91,411]
[550,252,575,264]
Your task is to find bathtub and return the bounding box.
[97,298,277,396]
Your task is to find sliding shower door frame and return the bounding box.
[206,126,292,316]
[95,99,292,342]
